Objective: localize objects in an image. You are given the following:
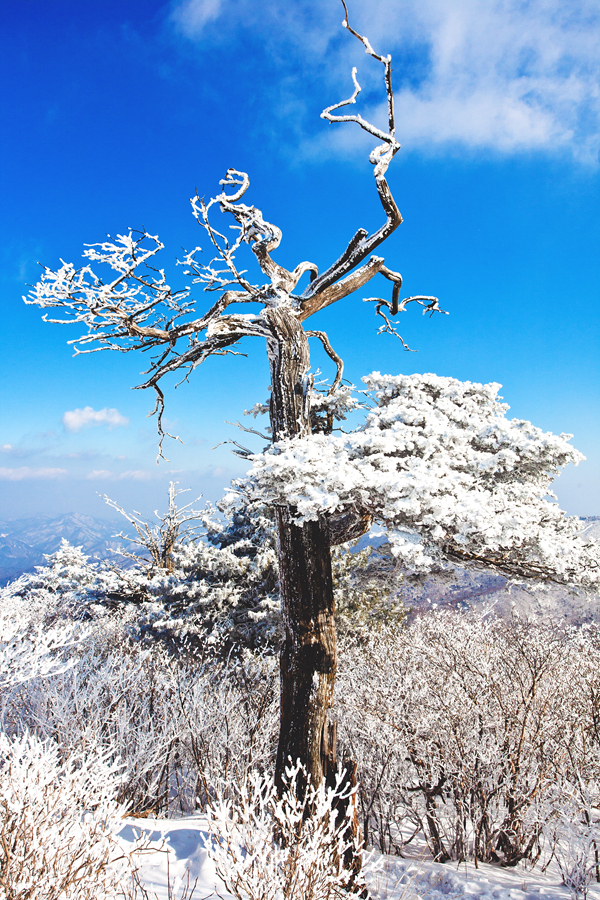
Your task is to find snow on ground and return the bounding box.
[119,814,600,900]
[119,816,217,898]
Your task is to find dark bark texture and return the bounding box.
[265,307,338,794]
[274,507,336,794]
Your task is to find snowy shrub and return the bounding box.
[206,762,366,900]
[5,620,278,816]
[0,731,147,900]
[0,603,83,693]
[175,652,279,810]
[542,776,600,900]
[4,505,600,868]
[336,612,600,865]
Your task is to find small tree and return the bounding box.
[25,2,598,804]
[102,482,204,573]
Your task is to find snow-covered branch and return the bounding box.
[101,481,204,573]
[235,372,599,585]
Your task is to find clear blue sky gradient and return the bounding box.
[1,0,599,521]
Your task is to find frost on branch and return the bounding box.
[236,372,599,585]
[102,481,204,573]
[25,11,445,461]
[0,732,148,899]
[206,760,367,900]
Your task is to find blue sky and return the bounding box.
[1,0,599,521]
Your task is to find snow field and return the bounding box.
[117,814,600,900]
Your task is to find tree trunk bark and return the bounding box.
[274,507,336,794]
[264,307,337,795]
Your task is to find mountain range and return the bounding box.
[0,512,139,586]
[1,515,599,623]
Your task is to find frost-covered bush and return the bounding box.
[0,731,147,900]
[336,611,600,865]
[542,776,600,900]
[206,762,366,900]
[6,633,278,816]
[1,561,279,816]
[0,600,83,693]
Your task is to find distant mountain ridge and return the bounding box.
[0,512,137,586]
[1,514,599,620]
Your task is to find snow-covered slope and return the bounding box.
[119,814,600,900]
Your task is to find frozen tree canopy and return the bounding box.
[237,372,599,585]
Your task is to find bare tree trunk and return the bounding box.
[274,507,336,794]
[265,307,337,795]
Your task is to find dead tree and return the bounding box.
[26,8,443,794]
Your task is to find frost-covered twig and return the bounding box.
[102,481,204,573]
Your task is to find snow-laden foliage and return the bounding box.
[0,601,83,691]
[1,496,404,658]
[0,528,280,654]
[1,559,279,816]
[206,761,366,900]
[239,373,599,584]
[0,731,148,900]
[336,611,600,865]
[542,774,600,900]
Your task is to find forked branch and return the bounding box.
[322,0,398,170]
[301,2,404,312]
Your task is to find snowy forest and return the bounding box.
[2,5,600,900]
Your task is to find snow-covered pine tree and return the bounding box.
[239,371,599,587]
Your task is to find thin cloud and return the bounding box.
[170,0,600,162]
[62,407,129,433]
[86,470,114,480]
[171,0,223,34]
[0,467,67,481]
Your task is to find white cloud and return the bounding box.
[171,0,224,34]
[86,470,114,480]
[62,406,129,433]
[383,0,600,160]
[171,0,600,162]
[0,467,67,481]
[1,444,12,452]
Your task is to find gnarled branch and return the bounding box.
[306,331,344,394]
[301,5,403,311]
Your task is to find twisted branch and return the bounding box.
[26,9,444,456]
[306,331,344,393]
